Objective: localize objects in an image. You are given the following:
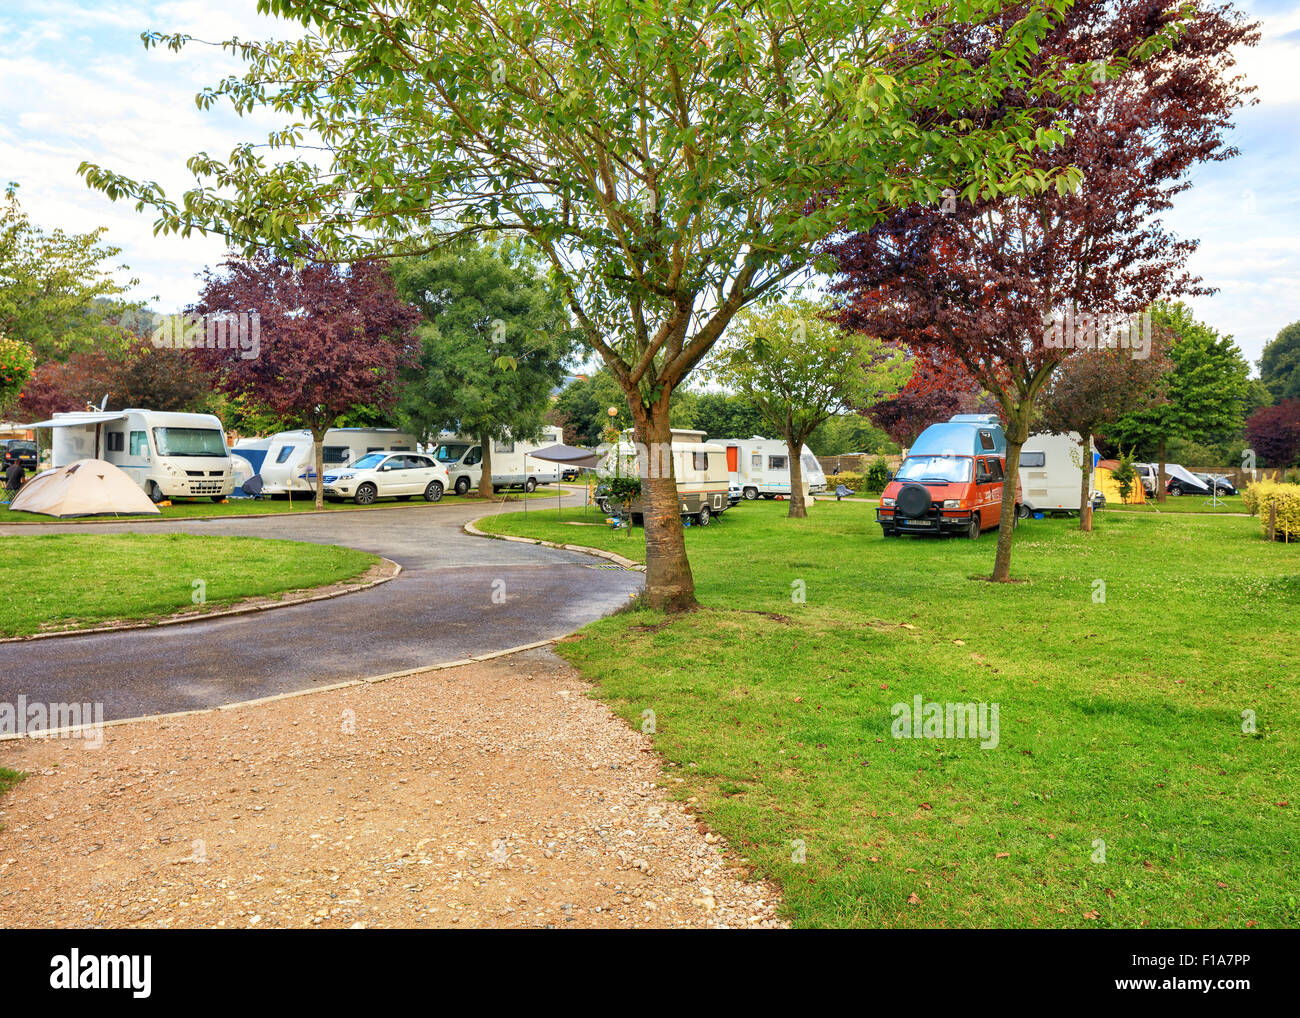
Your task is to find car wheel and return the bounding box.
[1169,484,1183,496]
[596,498,612,514]
[354,483,378,505]
[743,487,758,500]
[525,477,537,493]
[696,504,712,526]
[423,480,444,502]
[454,477,470,496]
[966,516,981,540]
[1015,502,1030,520]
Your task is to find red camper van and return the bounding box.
[876,414,1022,539]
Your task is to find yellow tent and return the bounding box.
[1095,461,1146,505]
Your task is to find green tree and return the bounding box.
[549,370,627,447]
[80,0,1101,610]
[1260,321,1300,404]
[714,298,910,517]
[393,240,574,495]
[1109,303,1251,501]
[0,184,138,359]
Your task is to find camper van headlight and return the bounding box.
[881,497,895,507]
[943,499,966,509]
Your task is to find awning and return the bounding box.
[30,413,127,428]
[524,443,599,468]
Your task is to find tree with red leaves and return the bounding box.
[1246,399,1300,469]
[865,351,993,448]
[16,350,112,420]
[830,0,1257,580]
[191,254,421,508]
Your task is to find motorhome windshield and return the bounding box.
[434,443,469,463]
[896,455,972,484]
[152,427,227,457]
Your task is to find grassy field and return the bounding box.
[0,534,378,637]
[477,501,1299,928]
[1103,494,1247,514]
[0,486,567,525]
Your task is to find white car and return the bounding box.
[322,451,449,505]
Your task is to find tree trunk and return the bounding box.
[478,431,493,498]
[1079,431,1093,532]
[629,392,696,612]
[992,401,1035,582]
[311,427,326,510]
[1157,438,1167,504]
[785,436,806,518]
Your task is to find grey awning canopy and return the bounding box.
[30,412,127,428]
[524,443,599,468]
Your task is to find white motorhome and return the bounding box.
[718,436,827,499]
[596,429,731,525]
[259,428,417,496]
[34,409,235,503]
[431,425,564,495]
[1017,431,1099,517]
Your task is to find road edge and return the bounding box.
[462,516,646,572]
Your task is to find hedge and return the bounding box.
[1244,480,1300,541]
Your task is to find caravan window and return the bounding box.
[801,453,819,472]
[494,440,515,454]
[106,431,124,452]
[978,430,996,451]
[692,451,709,471]
[434,443,469,463]
[768,455,787,471]
[153,428,226,457]
[129,431,148,457]
[322,445,351,465]
[1020,451,1046,468]
[275,444,297,464]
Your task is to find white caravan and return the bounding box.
[596,429,731,525]
[718,436,827,499]
[259,428,417,496]
[34,409,235,503]
[431,425,564,495]
[1017,431,1098,516]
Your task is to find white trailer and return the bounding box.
[1017,431,1095,516]
[717,436,827,499]
[596,432,731,525]
[259,428,417,496]
[431,426,564,495]
[33,409,235,503]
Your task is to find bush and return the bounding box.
[1245,480,1300,540]
[864,458,892,492]
[826,471,866,493]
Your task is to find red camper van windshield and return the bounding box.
[895,455,972,484]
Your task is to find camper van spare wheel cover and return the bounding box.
[896,483,932,519]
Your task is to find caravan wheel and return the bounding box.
[147,481,165,504]
[1015,503,1030,520]
[525,477,537,493]
[697,504,712,526]
[742,487,758,500]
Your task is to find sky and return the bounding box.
[1,1,1297,372]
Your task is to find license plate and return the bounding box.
[906,520,934,527]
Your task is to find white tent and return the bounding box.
[9,459,161,518]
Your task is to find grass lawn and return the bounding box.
[0,534,378,637]
[477,501,1299,928]
[1103,494,1248,514]
[0,487,566,525]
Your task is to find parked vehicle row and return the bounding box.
[1136,462,1238,497]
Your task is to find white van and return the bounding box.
[35,409,235,503]
[1017,431,1099,516]
[596,430,731,525]
[431,425,563,495]
[260,427,417,496]
[718,436,827,499]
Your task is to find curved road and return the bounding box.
[0,492,642,722]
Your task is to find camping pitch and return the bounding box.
[10,459,161,518]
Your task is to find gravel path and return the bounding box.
[0,648,783,929]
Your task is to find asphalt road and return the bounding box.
[0,492,642,723]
